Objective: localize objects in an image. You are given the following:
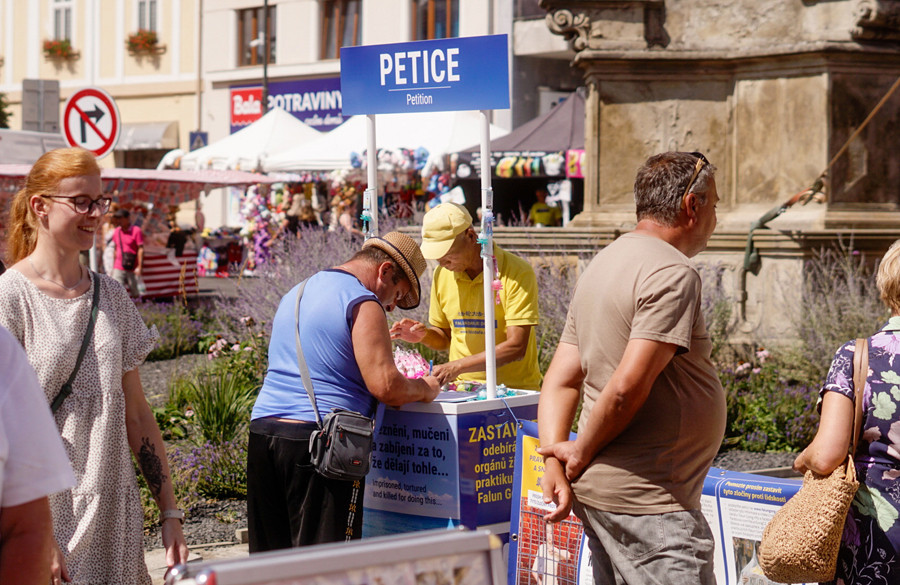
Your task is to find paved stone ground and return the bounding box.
[147,541,249,585]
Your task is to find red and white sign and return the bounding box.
[230,87,264,127]
[140,251,199,299]
[62,87,121,159]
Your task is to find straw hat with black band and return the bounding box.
[362,232,426,310]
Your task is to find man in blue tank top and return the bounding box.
[248,231,441,551]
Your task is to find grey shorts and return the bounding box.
[112,269,139,297]
[574,501,716,585]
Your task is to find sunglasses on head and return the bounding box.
[680,152,709,207]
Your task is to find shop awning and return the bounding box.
[117,121,179,151]
[0,165,278,208]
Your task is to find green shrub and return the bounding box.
[181,370,258,445]
[532,255,585,375]
[201,316,269,387]
[719,351,819,452]
[152,403,191,441]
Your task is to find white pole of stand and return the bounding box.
[480,109,497,399]
[89,232,99,272]
[365,114,379,238]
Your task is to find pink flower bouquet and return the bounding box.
[394,346,430,379]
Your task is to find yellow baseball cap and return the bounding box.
[420,203,473,260]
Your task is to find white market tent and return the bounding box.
[262,110,509,173]
[180,107,321,171]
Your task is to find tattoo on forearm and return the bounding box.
[138,437,167,496]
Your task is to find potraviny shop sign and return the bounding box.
[230,77,344,133]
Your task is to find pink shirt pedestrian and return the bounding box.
[113,225,144,271]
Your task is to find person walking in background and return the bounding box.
[792,241,900,584]
[0,147,188,585]
[248,232,441,552]
[537,151,726,584]
[0,324,75,585]
[166,217,190,257]
[112,207,144,297]
[390,202,542,390]
[528,187,561,227]
[100,203,120,275]
[338,198,364,239]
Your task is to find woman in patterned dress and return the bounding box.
[0,148,188,584]
[794,241,900,584]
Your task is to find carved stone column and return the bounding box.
[540,0,900,229]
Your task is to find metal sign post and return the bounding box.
[341,35,509,393]
[363,114,378,238]
[479,110,497,397]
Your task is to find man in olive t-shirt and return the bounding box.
[537,151,726,585]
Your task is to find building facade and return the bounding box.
[0,0,200,168]
[0,1,580,168]
[201,0,581,144]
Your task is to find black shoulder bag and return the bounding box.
[116,229,138,271]
[50,271,101,414]
[294,279,375,481]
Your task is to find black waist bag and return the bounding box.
[309,409,374,481]
[121,252,138,271]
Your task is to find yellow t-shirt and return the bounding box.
[528,202,561,226]
[428,245,542,390]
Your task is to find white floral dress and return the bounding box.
[0,269,157,585]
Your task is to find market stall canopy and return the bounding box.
[0,165,277,209]
[180,107,321,171]
[0,129,67,164]
[116,121,179,151]
[263,110,509,173]
[454,90,585,179]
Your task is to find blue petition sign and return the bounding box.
[340,35,510,115]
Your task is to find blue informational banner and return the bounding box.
[362,392,538,540]
[340,35,510,115]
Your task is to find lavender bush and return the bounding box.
[786,243,888,384]
[136,300,205,361]
[199,224,836,455]
[137,440,248,528]
[530,251,591,373]
[696,261,738,364]
[167,440,248,516]
[213,225,385,342]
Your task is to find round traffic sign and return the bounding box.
[63,87,121,159]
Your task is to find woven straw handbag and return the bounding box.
[758,339,867,583]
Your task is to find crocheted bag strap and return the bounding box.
[850,338,868,458]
